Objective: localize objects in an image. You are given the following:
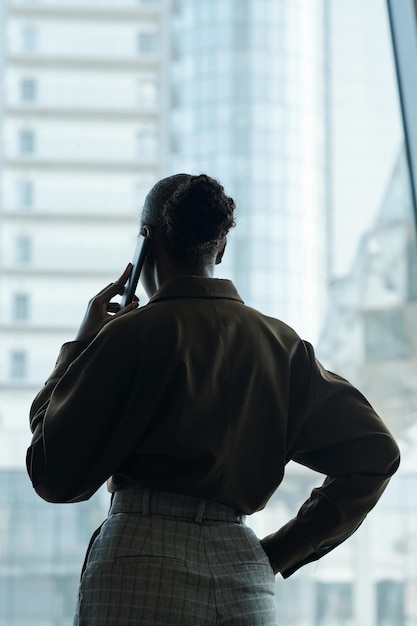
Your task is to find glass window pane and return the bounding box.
[20,78,37,102]
[15,236,32,263]
[137,33,158,54]
[10,351,27,379]
[19,130,35,154]
[21,25,38,52]
[12,293,30,321]
[17,180,34,208]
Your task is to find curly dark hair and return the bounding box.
[141,173,236,263]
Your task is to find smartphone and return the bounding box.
[119,234,150,309]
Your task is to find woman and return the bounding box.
[27,173,400,625]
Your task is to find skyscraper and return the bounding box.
[169,0,330,342]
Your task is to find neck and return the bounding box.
[145,229,222,296]
[157,259,214,285]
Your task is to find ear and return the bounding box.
[215,237,227,265]
[142,224,152,239]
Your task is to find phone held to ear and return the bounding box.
[119,234,150,309]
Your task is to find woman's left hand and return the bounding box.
[75,264,139,343]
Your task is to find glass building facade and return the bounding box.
[169,0,329,342]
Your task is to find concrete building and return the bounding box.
[0,1,169,623]
[0,0,169,466]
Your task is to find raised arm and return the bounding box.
[26,267,144,503]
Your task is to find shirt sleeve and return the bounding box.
[261,340,400,578]
[26,318,161,504]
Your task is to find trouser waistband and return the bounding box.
[109,486,245,524]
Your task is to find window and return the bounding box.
[172,0,182,15]
[377,580,404,625]
[12,294,30,322]
[316,583,353,624]
[19,129,36,154]
[10,351,27,380]
[20,78,37,102]
[137,32,158,55]
[15,236,32,264]
[21,25,38,53]
[136,128,157,159]
[364,308,410,362]
[138,79,157,107]
[17,180,34,209]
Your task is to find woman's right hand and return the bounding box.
[75,264,139,343]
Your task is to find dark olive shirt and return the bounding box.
[27,276,400,577]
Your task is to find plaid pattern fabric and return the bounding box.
[74,487,277,625]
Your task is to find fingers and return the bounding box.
[114,299,139,318]
[106,298,138,314]
[114,264,133,294]
[76,265,137,342]
[107,303,120,313]
[92,264,133,303]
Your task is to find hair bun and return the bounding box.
[162,174,236,249]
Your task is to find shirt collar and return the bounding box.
[148,276,244,304]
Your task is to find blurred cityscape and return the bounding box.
[0,1,415,625]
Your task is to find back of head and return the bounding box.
[142,173,236,264]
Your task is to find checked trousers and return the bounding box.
[74,486,278,625]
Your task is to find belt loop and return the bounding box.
[194,499,206,524]
[108,492,114,515]
[142,488,151,517]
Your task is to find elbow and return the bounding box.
[27,462,76,503]
[30,475,91,504]
[26,444,87,504]
[27,443,66,503]
[361,433,400,484]
[364,431,400,479]
[32,481,70,504]
[381,434,401,478]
